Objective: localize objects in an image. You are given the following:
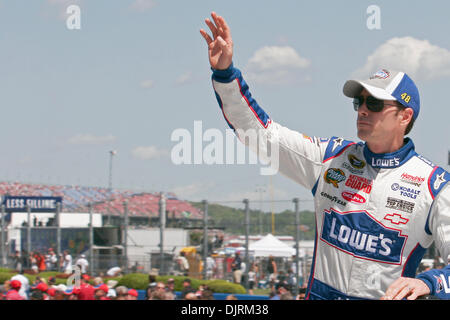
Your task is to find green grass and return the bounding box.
[252,288,271,296]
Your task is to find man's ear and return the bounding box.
[401,108,414,126]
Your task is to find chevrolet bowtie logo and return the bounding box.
[384,213,409,225]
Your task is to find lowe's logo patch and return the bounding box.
[320,209,407,264]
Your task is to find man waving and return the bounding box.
[200,12,450,300]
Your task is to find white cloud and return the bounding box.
[175,72,193,85]
[248,46,310,70]
[132,146,168,160]
[245,46,311,85]
[130,0,157,12]
[353,37,450,81]
[68,134,116,145]
[140,79,155,89]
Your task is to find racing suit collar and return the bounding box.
[363,137,416,168]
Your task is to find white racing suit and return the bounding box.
[211,64,450,300]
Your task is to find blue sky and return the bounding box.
[0,0,449,212]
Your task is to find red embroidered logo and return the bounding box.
[341,191,366,204]
[384,213,409,225]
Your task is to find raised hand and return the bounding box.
[200,12,233,70]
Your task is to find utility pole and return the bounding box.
[293,198,300,297]
[123,201,128,274]
[88,203,94,275]
[270,176,275,234]
[243,199,250,291]
[27,205,31,255]
[202,200,208,280]
[1,205,5,267]
[159,193,166,275]
[108,150,117,191]
[255,186,266,235]
[56,203,61,258]
[107,150,117,226]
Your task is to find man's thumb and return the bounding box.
[217,36,227,48]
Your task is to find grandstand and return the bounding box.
[0,181,202,220]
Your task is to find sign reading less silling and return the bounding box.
[1,196,63,212]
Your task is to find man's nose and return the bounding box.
[357,101,369,117]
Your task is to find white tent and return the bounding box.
[249,234,296,257]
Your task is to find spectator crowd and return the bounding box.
[1,246,316,301]
[0,272,141,300]
[12,248,87,275]
[0,268,306,301]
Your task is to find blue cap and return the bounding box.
[343,69,420,119]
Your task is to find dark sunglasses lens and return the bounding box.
[353,96,384,112]
[353,96,362,111]
[366,96,384,112]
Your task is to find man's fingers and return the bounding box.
[210,12,220,29]
[382,278,430,300]
[393,284,411,300]
[210,13,225,36]
[381,278,403,300]
[216,15,231,40]
[205,18,218,39]
[201,12,233,70]
[199,29,213,45]
[407,290,419,300]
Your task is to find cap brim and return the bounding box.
[343,80,396,101]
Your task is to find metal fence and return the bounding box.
[0,196,442,297]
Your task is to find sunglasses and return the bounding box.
[353,96,400,112]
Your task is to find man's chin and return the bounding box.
[357,130,370,142]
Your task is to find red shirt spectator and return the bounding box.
[78,282,95,300]
[47,288,56,299]
[6,280,24,300]
[94,284,109,300]
[38,253,46,272]
[33,282,48,292]
[6,290,24,300]
[128,289,138,300]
